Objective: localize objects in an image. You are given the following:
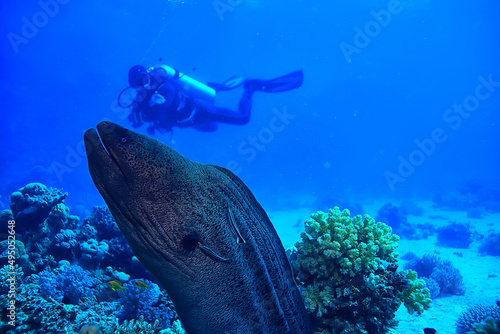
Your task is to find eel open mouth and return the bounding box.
[83,121,127,182]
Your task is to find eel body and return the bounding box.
[84,121,312,334]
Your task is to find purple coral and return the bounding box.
[404,254,465,297]
[436,222,473,249]
[429,260,466,295]
[456,303,500,334]
[118,279,175,328]
[376,202,434,240]
[39,264,93,304]
[376,202,407,230]
[479,232,500,256]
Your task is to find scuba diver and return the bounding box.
[118,64,304,135]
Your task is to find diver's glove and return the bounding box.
[149,92,166,107]
[177,109,196,125]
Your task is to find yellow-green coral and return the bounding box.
[292,206,430,333]
[302,285,335,317]
[397,269,432,315]
[471,316,500,334]
[297,207,400,279]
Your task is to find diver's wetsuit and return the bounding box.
[129,83,253,133]
[128,70,303,134]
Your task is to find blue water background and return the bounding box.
[1,0,499,212]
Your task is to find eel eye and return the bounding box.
[121,137,128,143]
[182,232,199,251]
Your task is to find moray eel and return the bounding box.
[84,121,312,334]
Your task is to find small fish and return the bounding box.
[424,328,437,334]
[199,243,229,263]
[133,280,149,289]
[107,280,127,293]
[228,209,246,244]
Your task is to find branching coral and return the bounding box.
[456,303,500,334]
[404,254,465,297]
[0,273,81,333]
[291,207,431,334]
[397,269,432,315]
[39,264,93,304]
[471,317,500,334]
[118,279,175,328]
[0,184,181,333]
[0,264,23,295]
[298,207,399,278]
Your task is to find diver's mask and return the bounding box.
[128,65,150,88]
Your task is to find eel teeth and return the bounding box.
[199,243,229,263]
[228,209,246,244]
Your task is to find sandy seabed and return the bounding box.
[269,200,500,334]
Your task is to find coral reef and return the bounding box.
[404,254,465,297]
[471,317,500,334]
[397,269,432,315]
[2,184,82,274]
[118,279,175,328]
[399,200,424,217]
[376,202,434,240]
[376,202,407,231]
[421,277,440,299]
[291,207,431,334]
[479,233,500,256]
[80,239,110,268]
[79,315,172,334]
[0,266,179,333]
[2,184,137,274]
[0,183,180,333]
[436,222,473,248]
[9,183,68,233]
[0,273,82,333]
[456,303,500,334]
[433,181,500,214]
[0,264,23,295]
[38,264,93,304]
[165,320,187,334]
[83,206,134,270]
[400,252,419,261]
[0,239,33,275]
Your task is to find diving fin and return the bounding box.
[207,76,245,92]
[246,70,304,93]
[207,70,303,93]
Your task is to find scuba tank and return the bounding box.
[155,65,216,104]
